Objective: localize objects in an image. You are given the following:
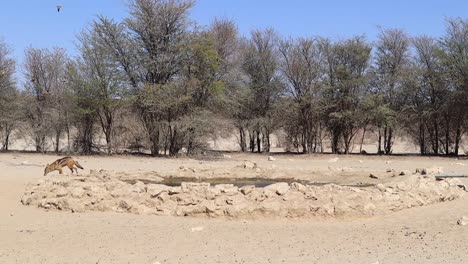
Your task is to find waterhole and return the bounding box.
[122,177,375,188]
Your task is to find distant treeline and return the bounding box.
[0,0,467,156]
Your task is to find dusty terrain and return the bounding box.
[1,152,468,263]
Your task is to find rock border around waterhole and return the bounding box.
[21,172,466,219]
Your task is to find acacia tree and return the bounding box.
[0,37,20,151]
[373,28,410,154]
[279,37,323,153]
[321,37,371,154]
[209,18,250,151]
[242,29,283,153]
[77,27,127,154]
[93,0,194,156]
[438,18,468,155]
[401,36,447,154]
[65,61,98,154]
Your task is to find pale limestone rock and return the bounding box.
[242,161,257,169]
[457,216,468,226]
[264,182,290,195]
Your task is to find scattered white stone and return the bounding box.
[21,161,29,165]
[455,162,466,166]
[419,167,443,175]
[130,181,147,193]
[457,216,468,226]
[191,226,204,232]
[358,160,363,163]
[240,185,255,195]
[242,161,257,169]
[328,157,339,163]
[386,161,391,164]
[268,156,276,161]
[56,187,69,197]
[223,154,232,159]
[376,184,386,192]
[264,182,290,195]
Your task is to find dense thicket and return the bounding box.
[0,0,467,155]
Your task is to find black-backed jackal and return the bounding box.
[44,157,84,176]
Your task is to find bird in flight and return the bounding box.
[57,5,62,12]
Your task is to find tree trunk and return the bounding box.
[104,130,112,155]
[434,121,439,155]
[55,130,61,153]
[149,125,160,157]
[419,123,425,155]
[256,130,261,153]
[331,130,340,154]
[36,135,45,153]
[249,129,255,152]
[239,127,246,152]
[168,126,180,156]
[445,118,450,155]
[359,126,367,153]
[384,127,393,155]
[66,124,70,154]
[150,133,159,157]
[3,130,10,151]
[301,132,307,154]
[455,127,461,156]
[264,127,271,153]
[378,128,382,154]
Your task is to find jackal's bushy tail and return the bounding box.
[75,161,84,170]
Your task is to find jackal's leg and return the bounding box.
[59,168,63,174]
[69,167,74,173]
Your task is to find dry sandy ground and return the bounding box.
[1,152,468,264]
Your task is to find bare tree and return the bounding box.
[0,37,19,151]
[23,48,69,152]
[209,18,252,152]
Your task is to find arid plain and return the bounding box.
[1,152,467,264]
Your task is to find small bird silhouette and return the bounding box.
[57,5,62,12]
